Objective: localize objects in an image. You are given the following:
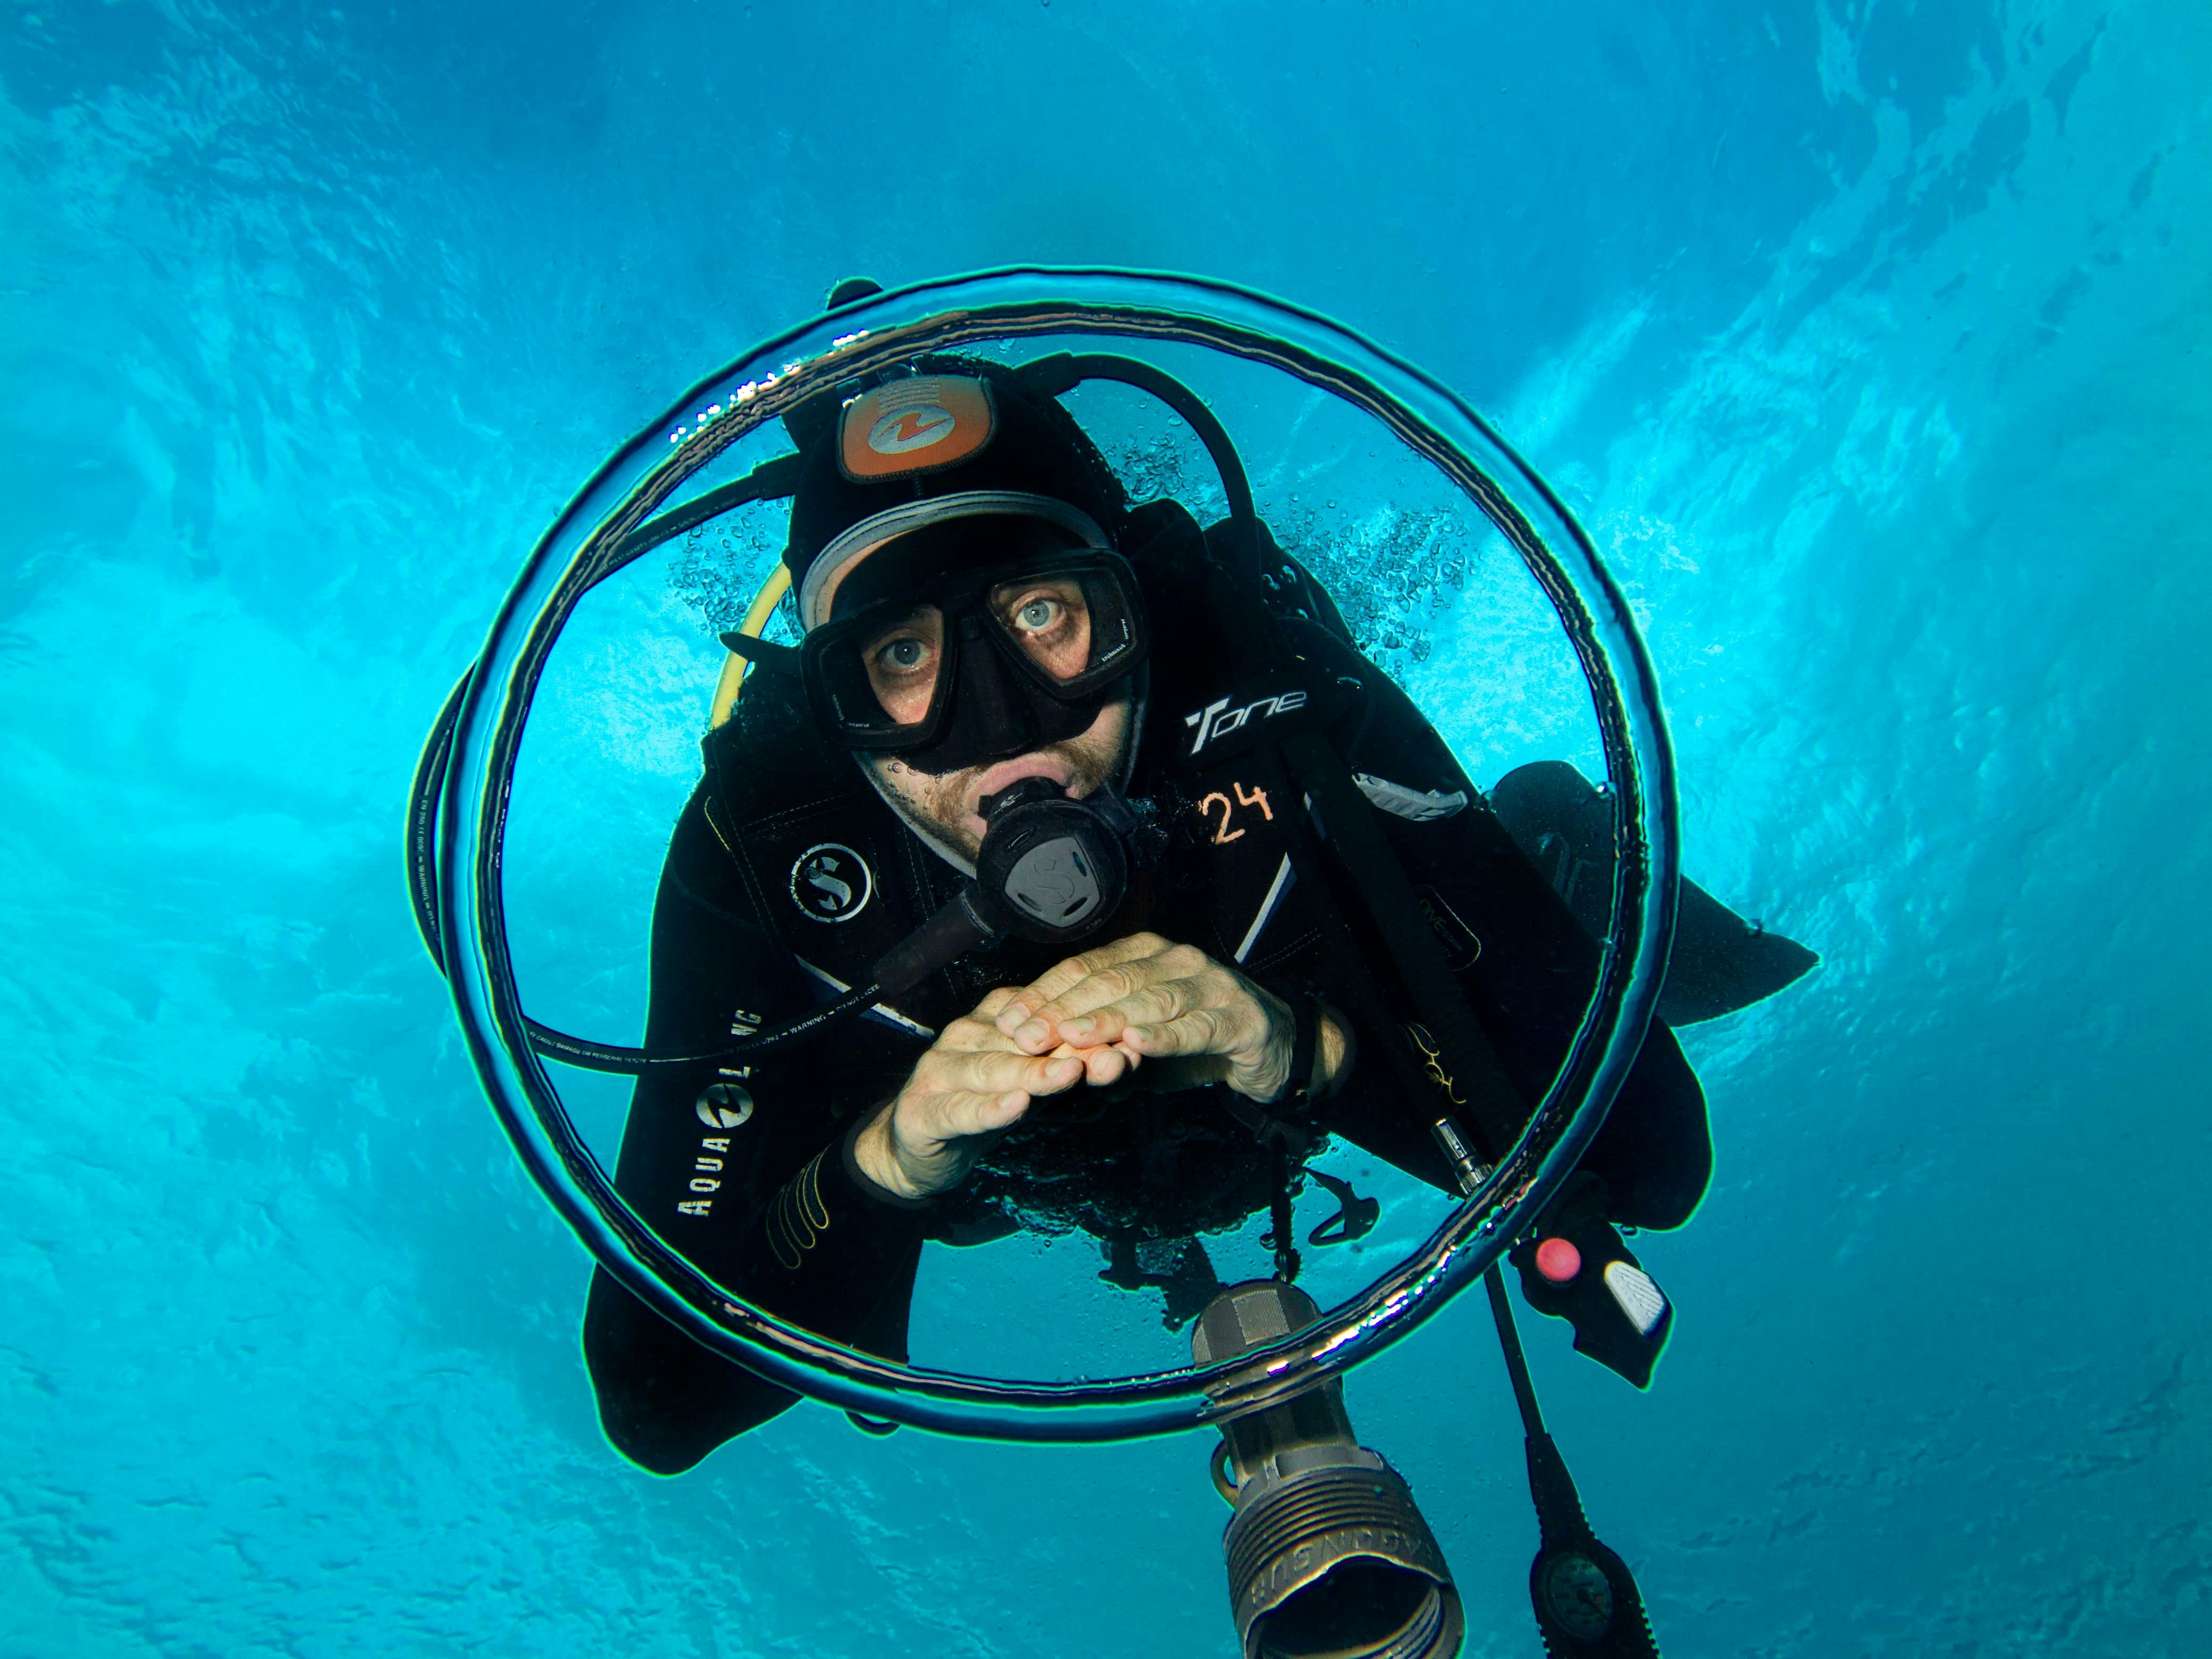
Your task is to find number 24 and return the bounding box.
[1198,782,1273,844]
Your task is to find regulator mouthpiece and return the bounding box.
[1196,1283,1465,1659]
[969,777,1134,944]
[869,780,1139,998]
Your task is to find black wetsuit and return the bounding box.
[583,514,1712,1475]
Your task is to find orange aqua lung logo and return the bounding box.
[839,375,996,479]
[871,406,955,452]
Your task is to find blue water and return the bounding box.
[5,2,2208,1654]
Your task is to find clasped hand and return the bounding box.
[851,932,1349,1200]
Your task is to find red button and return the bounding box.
[1535,1237,1582,1284]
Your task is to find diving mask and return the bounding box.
[798,545,1149,771]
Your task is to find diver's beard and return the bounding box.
[857,690,1139,875]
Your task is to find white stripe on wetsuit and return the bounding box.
[1233,854,1296,965]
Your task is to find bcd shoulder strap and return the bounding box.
[1277,727,1532,1162]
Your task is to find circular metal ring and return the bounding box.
[435,268,1679,1440]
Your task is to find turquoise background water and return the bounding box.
[5,2,2208,1654]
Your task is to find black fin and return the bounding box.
[1489,760,1817,1025]
[1510,1174,1672,1390]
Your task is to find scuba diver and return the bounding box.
[568,281,1815,1657]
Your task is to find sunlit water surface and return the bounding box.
[4,3,2207,1655]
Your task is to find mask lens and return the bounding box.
[854,605,946,725]
[809,602,950,740]
[991,576,1093,681]
[989,561,1141,690]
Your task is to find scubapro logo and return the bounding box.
[1185,690,1308,756]
[867,406,956,455]
[790,842,872,921]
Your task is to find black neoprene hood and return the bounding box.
[780,361,1133,596]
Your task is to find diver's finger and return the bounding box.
[972,985,1026,1022]
[939,1011,1032,1054]
[1054,976,1206,1046]
[928,1048,1085,1100]
[1011,938,1158,1011]
[1073,1043,1137,1087]
[992,957,1113,1033]
[1009,947,1211,1049]
[1084,958,1269,1051]
[1009,958,1165,1041]
[1121,1002,1249,1060]
[994,933,1174,1032]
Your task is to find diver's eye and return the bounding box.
[1011,597,1062,633]
[876,636,931,673]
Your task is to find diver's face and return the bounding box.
[860,690,1135,861]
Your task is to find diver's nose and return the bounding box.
[954,614,1039,761]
